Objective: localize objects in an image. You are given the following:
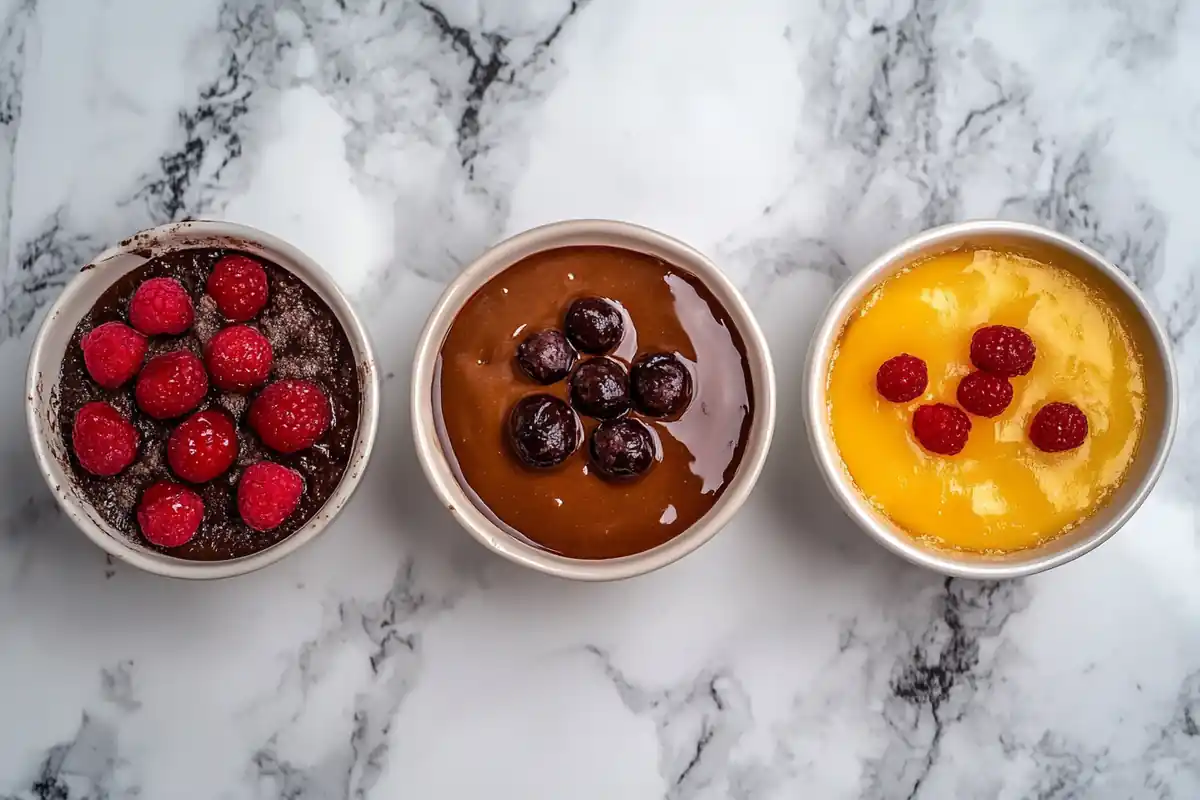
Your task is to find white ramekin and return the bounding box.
[26,220,380,579]
[412,219,776,581]
[803,220,1178,579]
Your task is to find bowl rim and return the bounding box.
[25,219,381,580]
[803,219,1179,579]
[411,218,777,581]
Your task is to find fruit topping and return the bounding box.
[237,461,304,531]
[72,401,139,476]
[630,352,692,417]
[81,321,147,389]
[515,329,576,384]
[568,357,631,419]
[248,379,331,453]
[128,277,194,335]
[564,297,624,354]
[589,418,657,480]
[875,353,928,403]
[1029,402,1088,452]
[168,410,238,483]
[137,481,204,547]
[207,254,269,322]
[970,325,1035,377]
[508,394,579,469]
[912,402,972,456]
[135,351,209,419]
[956,370,1014,418]
[204,324,273,392]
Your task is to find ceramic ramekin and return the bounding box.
[26,220,380,579]
[412,219,776,581]
[804,220,1178,579]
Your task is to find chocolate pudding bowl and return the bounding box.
[26,221,380,579]
[413,221,776,580]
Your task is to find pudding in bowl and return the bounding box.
[413,220,776,580]
[805,221,1176,578]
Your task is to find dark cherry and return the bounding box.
[569,357,631,419]
[589,419,657,480]
[564,297,624,354]
[515,329,576,384]
[630,352,692,417]
[508,395,579,468]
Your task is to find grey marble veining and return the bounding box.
[1,0,1198,797]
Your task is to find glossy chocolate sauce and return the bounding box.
[57,248,360,560]
[434,246,754,559]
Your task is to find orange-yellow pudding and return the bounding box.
[827,248,1146,552]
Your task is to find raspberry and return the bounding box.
[204,325,273,392]
[81,322,147,389]
[135,350,209,419]
[237,461,304,531]
[876,353,928,402]
[956,370,1013,417]
[128,277,194,335]
[912,403,972,456]
[248,379,331,453]
[970,325,1036,377]
[72,401,139,476]
[207,254,269,321]
[1029,402,1088,453]
[136,481,203,548]
[168,410,238,483]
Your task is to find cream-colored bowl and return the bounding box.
[803,220,1177,578]
[412,220,776,581]
[26,220,380,579]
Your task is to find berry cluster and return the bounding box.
[71,254,333,547]
[507,296,693,480]
[875,324,1088,456]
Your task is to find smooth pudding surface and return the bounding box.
[435,246,754,559]
[828,248,1146,552]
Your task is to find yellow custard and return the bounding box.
[828,248,1146,552]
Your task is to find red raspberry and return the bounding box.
[876,353,928,402]
[204,325,273,392]
[137,481,203,548]
[1029,402,1088,452]
[135,351,209,419]
[237,461,304,531]
[970,325,1036,377]
[128,277,194,335]
[956,370,1014,417]
[249,379,331,453]
[912,403,972,456]
[72,401,139,476]
[207,254,269,321]
[81,321,147,389]
[168,410,238,483]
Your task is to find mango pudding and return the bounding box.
[827,248,1147,553]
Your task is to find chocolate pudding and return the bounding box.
[57,248,361,560]
[434,245,754,559]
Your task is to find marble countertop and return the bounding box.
[2,0,1198,797]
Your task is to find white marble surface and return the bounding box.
[1,0,1198,797]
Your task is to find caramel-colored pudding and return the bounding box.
[435,246,754,559]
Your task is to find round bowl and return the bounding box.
[803,220,1178,579]
[26,220,380,579]
[412,219,776,581]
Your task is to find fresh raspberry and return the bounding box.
[136,481,203,548]
[876,353,928,402]
[72,401,139,476]
[81,322,147,389]
[168,410,238,483]
[204,325,273,392]
[912,403,972,456]
[248,379,331,453]
[128,277,194,335]
[135,351,209,420]
[1029,402,1088,453]
[956,370,1014,418]
[237,461,304,531]
[970,325,1036,377]
[207,254,269,322]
